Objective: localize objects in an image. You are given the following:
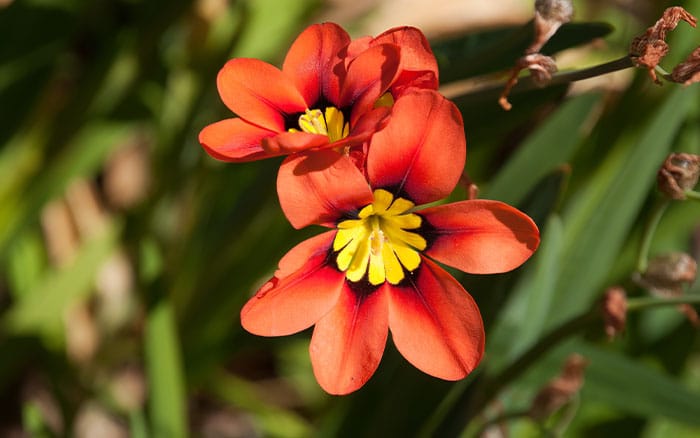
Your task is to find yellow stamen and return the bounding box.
[290,106,350,142]
[333,189,427,285]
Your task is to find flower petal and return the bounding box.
[310,285,388,394]
[240,231,344,336]
[388,257,484,380]
[262,131,331,155]
[262,106,390,157]
[217,58,307,131]
[372,26,439,93]
[367,89,466,205]
[199,118,277,162]
[277,150,373,229]
[282,22,350,107]
[421,200,540,274]
[340,43,400,124]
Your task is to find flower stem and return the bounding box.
[627,294,700,310]
[541,56,635,89]
[473,409,531,437]
[684,190,700,201]
[636,198,670,273]
[447,56,635,102]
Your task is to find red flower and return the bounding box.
[240,90,540,394]
[199,23,438,163]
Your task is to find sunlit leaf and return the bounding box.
[146,300,187,438]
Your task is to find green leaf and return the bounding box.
[146,300,187,438]
[484,92,601,205]
[434,22,614,83]
[0,122,134,261]
[578,343,700,427]
[487,214,564,371]
[2,220,120,345]
[206,370,313,438]
[549,86,695,327]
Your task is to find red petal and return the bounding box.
[421,200,540,274]
[277,150,373,229]
[199,118,277,162]
[388,257,484,380]
[262,106,390,156]
[345,36,372,61]
[367,89,466,205]
[240,231,344,336]
[262,131,330,155]
[282,23,350,107]
[340,43,400,124]
[372,26,439,92]
[217,58,307,131]
[310,285,389,395]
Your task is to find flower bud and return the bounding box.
[671,46,700,85]
[657,153,700,200]
[531,0,574,54]
[528,353,588,421]
[601,287,627,340]
[640,252,697,295]
[535,0,574,25]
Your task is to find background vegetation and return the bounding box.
[0,0,699,436]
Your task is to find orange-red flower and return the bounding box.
[199,23,438,163]
[240,90,540,394]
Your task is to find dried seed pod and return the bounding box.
[671,46,700,85]
[601,286,627,340]
[657,153,700,200]
[529,353,588,421]
[640,252,697,295]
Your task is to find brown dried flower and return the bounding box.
[529,353,588,421]
[657,153,700,200]
[641,252,697,293]
[671,46,700,85]
[601,287,627,340]
[499,54,559,110]
[532,0,574,53]
[499,0,573,110]
[629,7,698,83]
[637,252,699,326]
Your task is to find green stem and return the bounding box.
[627,294,700,311]
[636,198,670,273]
[655,64,671,77]
[474,409,531,437]
[541,56,635,89]
[684,190,700,201]
[448,56,635,102]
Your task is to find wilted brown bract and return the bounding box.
[629,6,698,83]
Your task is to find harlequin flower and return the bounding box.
[199,22,438,163]
[241,90,540,394]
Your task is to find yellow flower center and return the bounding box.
[289,107,349,142]
[333,189,427,286]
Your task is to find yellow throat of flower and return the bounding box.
[333,189,427,286]
[289,107,349,142]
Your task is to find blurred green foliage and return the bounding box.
[0,0,699,436]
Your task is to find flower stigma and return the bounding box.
[333,189,427,285]
[289,107,350,142]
